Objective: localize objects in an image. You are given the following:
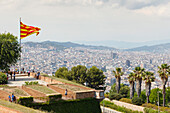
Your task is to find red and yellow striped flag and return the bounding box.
[20,22,41,39]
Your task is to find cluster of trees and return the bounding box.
[0,33,21,72]
[55,65,106,89]
[112,64,170,106]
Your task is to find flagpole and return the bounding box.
[19,17,21,74]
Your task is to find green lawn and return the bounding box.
[53,84,85,91]
[27,85,56,94]
[0,99,46,113]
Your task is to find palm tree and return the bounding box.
[134,67,145,97]
[142,71,155,103]
[112,67,124,93]
[128,72,135,99]
[157,64,169,107]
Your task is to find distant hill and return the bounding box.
[76,39,170,49]
[24,41,117,50]
[125,43,170,53]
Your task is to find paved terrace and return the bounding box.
[7,74,48,86]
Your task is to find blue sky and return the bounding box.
[0,0,170,43]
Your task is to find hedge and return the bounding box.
[100,100,142,113]
[17,96,33,105]
[18,97,101,113]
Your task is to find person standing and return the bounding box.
[10,71,12,80]
[8,95,11,102]
[37,72,40,79]
[65,89,68,99]
[13,71,15,81]
[12,94,14,102]
[28,71,30,77]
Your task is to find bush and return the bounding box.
[120,98,132,104]
[100,100,142,113]
[109,93,123,100]
[142,103,170,112]
[0,72,7,84]
[25,81,38,85]
[132,97,143,105]
[144,108,168,113]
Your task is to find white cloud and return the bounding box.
[134,2,170,18]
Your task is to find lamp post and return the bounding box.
[158,90,161,113]
[103,77,107,113]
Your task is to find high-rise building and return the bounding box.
[126,60,130,67]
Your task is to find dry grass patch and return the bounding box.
[2,87,29,97]
[53,84,86,91]
[27,85,56,94]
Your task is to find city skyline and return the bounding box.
[0,0,170,43]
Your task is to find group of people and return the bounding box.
[8,94,16,102]
[6,71,16,81]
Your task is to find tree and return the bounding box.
[119,85,130,98]
[128,72,135,99]
[134,67,145,97]
[110,83,129,98]
[0,33,21,71]
[70,65,87,84]
[112,67,124,93]
[157,64,170,106]
[55,67,72,80]
[149,88,163,105]
[142,71,155,103]
[86,66,106,89]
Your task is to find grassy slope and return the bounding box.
[0,99,46,113]
[41,74,92,89]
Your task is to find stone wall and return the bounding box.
[75,90,95,99]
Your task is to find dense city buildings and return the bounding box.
[13,43,170,91]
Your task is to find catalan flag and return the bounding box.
[20,22,41,39]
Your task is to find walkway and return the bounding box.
[7,75,48,86]
[104,98,144,112]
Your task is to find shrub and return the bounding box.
[104,92,109,98]
[25,81,38,85]
[132,97,143,105]
[120,98,132,104]
[144,108,168,113]
[142,103,170,112]
[0,72,7,84]
[109,93,123,100]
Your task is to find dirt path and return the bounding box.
[0,90,11,101]
[0,105,22,113]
